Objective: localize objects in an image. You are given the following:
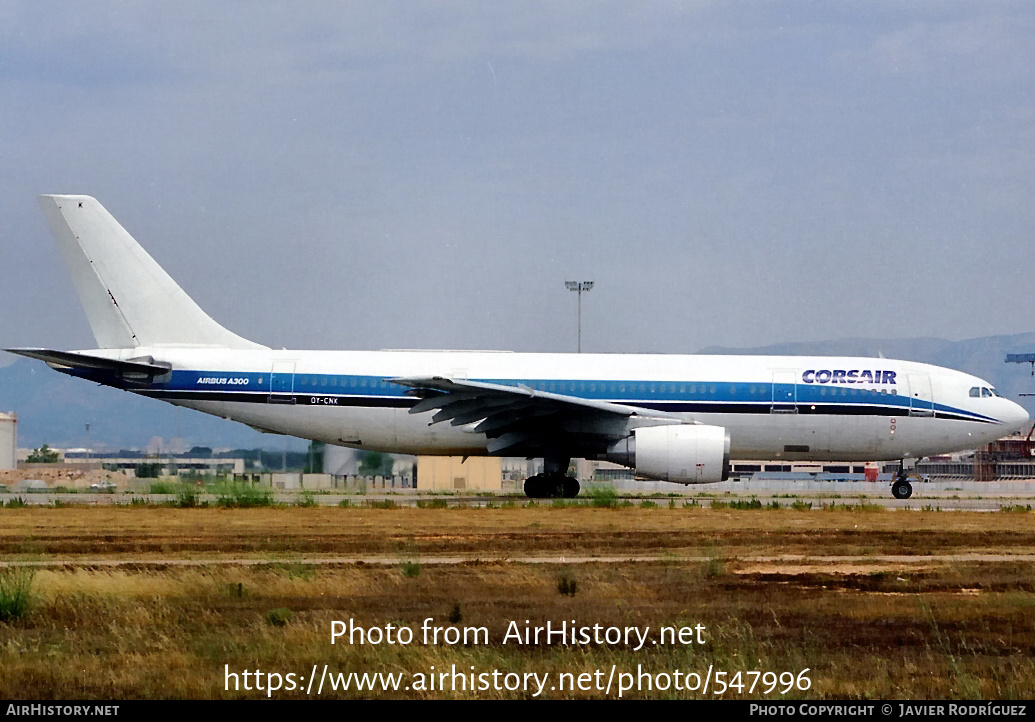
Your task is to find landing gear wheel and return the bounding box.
[523,475,544,499]
[562,477,580,499]
[891,480,912,499]
[524,474,580,499]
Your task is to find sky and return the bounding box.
[2,1,1034,359]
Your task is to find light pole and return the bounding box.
[565,281,594,353]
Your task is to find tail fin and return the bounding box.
[39,195,266,350]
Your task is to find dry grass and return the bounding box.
[0,506,1033,560]
[0,506,1033,698]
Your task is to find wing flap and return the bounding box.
[391,375,683,457]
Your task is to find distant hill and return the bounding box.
[700,332,1035,418]
[3,332,1034,449]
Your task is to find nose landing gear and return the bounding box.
[890,463,925,499]
[891,476,913,499]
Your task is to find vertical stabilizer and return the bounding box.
[39,195,266,350]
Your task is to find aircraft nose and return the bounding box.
[1004,400,1030,434]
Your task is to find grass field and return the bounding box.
[0,505,1033,699]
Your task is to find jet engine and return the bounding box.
[605,424,730,484]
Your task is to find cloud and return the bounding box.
[848,9,1034,82]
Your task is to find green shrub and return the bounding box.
[557,575,577,596]
[149,481,179,494]
[294,491,317,508]
[0,568,35,622]
[705,556,725,578]
[26,444,59,463]
[266,608,292,627]
[587,485,619,508]
[177,485,201,508]
[401,561,421,578]
[215,483,273,508]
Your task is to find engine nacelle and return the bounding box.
[606,424,730,484]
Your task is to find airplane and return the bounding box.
[6,195,1029,500]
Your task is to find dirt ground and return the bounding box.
[0,505,1033,560]
[0,505,1033,699]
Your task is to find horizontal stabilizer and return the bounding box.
[4,348,170,375]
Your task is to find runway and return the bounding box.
[2,486,1034,510]
[3,552,1035,569]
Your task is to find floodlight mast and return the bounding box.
[565,281,594,353]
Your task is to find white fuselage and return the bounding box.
[83,346,1029,464]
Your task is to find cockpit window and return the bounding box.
[970,387,980,397]
[982,388,993,397]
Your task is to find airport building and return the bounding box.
[415,456,502,491]
[0,412,15,471]
[71,455,245,477]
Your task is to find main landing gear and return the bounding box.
[524,455,580,499]
[524,474,580,499]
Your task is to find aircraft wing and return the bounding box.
[391,376,681,456]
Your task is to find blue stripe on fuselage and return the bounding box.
[104,369,1000,424]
